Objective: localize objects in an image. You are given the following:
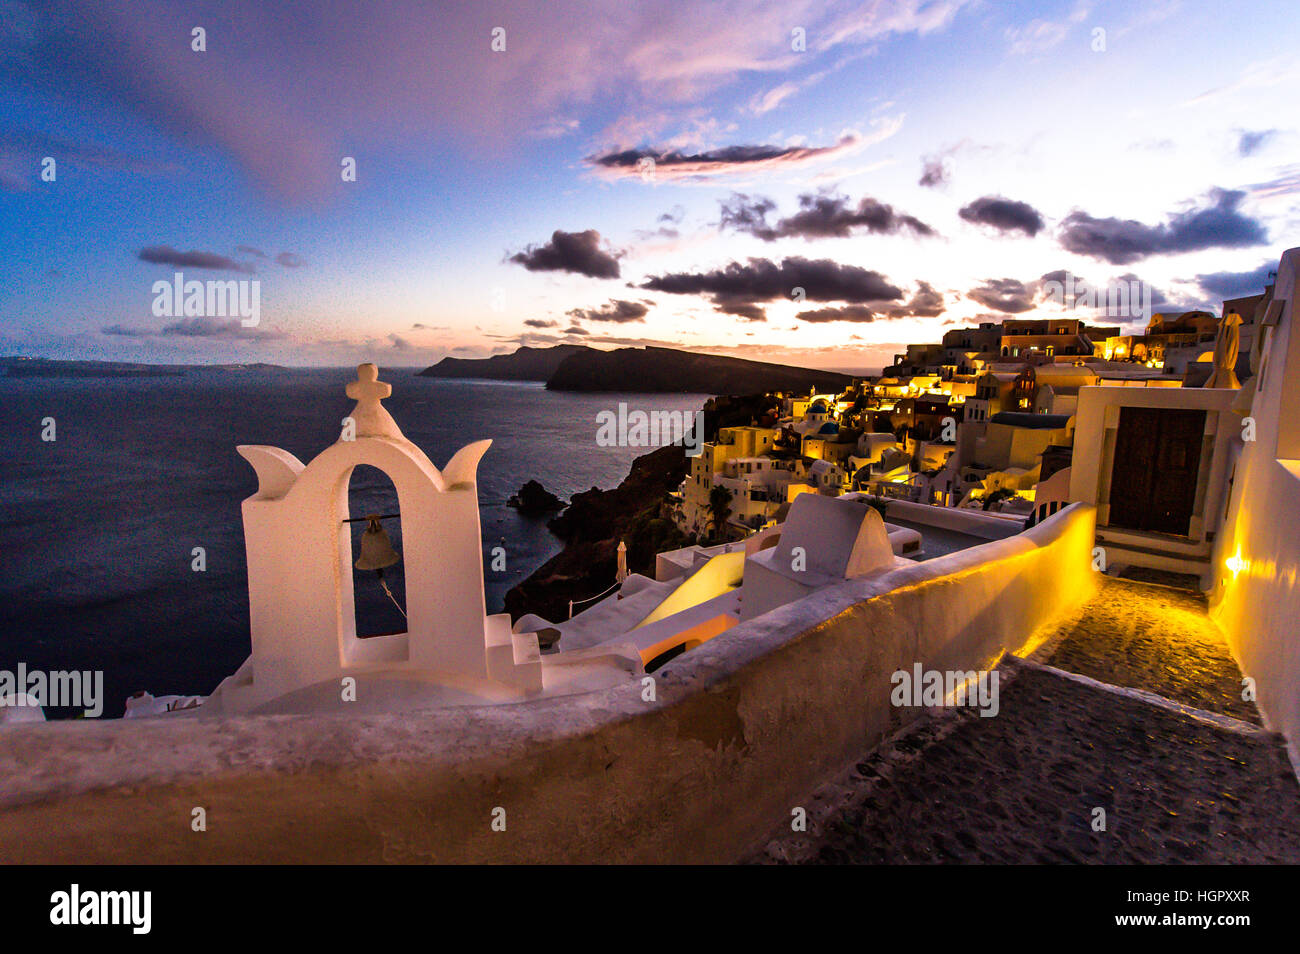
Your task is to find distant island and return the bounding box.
[419,344,853,394]
[0,357,286,378]
[417,344,592,381]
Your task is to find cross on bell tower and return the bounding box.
[344,363,404,440]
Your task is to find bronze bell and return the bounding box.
[355,516,400,572]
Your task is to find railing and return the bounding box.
[568,579,623,619]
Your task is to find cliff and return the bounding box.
[417,345,592,381]
[503,393,781,624]
[545,345,854,393]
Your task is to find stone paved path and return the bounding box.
[1043,577,1260,723]
[752,576,1300,864]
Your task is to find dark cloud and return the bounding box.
[720,191,935,241]
[645,256,911,325]
[918,156,948,188]
[586,134,864,181]
[642,257,904,318]
[958,195,1045,237]
[715,301,767,322]
[634,205,689,241]
[567,299,648,323]
[100,323,152,337]
[388,334,412,350]
[889,281,945,318]
[508,229,620,279]
[718,194,777,236]
[1195,261,1276,299]
[562,324,590,335]
[967,278,1037,313]
[795,281,944,323]
[160,317,282,339]
[795,304,878,323]
[1038,268,1089,307]
[138,246,255,273]
[1237,130,1276,157]
[236,245,268,258]
[275,251,306,268]
[1058,188,1267,265]
[523,318,558,328]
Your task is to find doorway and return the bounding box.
[1108,406,1206,536]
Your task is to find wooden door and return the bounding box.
[1108,406,1205,535]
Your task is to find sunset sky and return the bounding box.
[2,0,1296,373]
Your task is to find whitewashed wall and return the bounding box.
[0,504,1098,863]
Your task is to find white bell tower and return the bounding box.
[207,364,542,714]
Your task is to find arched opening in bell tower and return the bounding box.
[345,464,408,639]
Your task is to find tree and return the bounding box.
[706,486,734,543]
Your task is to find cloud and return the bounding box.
[718,194,778,236]
[1183,56,1300,108]
[529,117,580,138]
[744,65,837,116]
[796,304,879,323]
[275,252,306,268]
[562,325,589,335]
[236,245,268,258]
[1245,166,1300,200]
[643,255,906,320]
[1058,188,1268,265]
[12,1,970,201]
[795,281,944,323]
[958,195,1045,237]
[643,256,903,304]
[967,278,1038,313]
[508,229,620,279]
[719,191,935,241]
[0,128,179,184]
[138,246,255,273]
[1237,129,1276,157]
[160,317,282,340]
[890,280,945,318]
[524,318,558,328]
[388,334,412,350]
[746,82,801,115]
[586,132,870,182]
[1195,262,1276,299]
[918,156,948,188]
[100,323,153,337]
[715,301,767,322]
[1004,4,1089,56]
[566,299,649,323]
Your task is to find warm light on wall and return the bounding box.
[1226,552,1248,578]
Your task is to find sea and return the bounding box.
[0,366,709,716]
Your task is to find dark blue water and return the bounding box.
[0,367,708,716]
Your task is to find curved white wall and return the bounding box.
[0,504,1098,863]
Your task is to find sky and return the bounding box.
[2,0,1297,373]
